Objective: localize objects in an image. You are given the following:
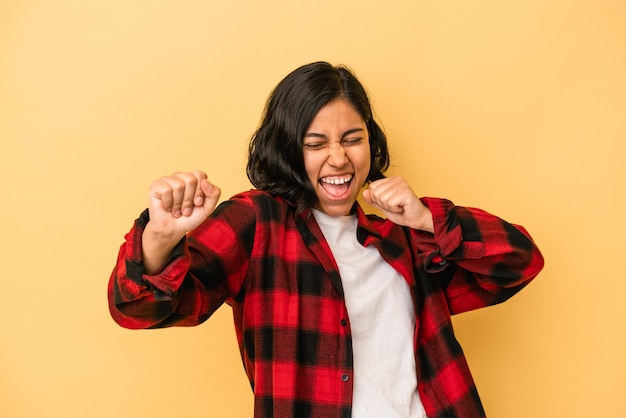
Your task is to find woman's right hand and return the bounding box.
[142,171,221,273]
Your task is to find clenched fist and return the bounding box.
[142,171,221,273]
[362,176,434,233]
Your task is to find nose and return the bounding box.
[327,142,348,167]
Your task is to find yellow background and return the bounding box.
[2,1,624,417]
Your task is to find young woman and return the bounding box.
[108,61,544,418]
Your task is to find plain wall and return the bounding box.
[1,1,624,417]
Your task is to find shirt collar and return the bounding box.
[354,202,384,244]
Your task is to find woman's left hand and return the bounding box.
[362,176,434,233]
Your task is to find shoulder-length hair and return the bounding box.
[246,61,390,212]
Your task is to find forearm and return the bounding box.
[412,198,544,312]
[108,212,192,328]
[108,197,255,329]
[141,222,185,274]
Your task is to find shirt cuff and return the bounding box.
[411,197,485,272]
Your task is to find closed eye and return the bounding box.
[303,142,327,151]
[303,128,365,151]
[303,138,364,151]
[341,138,363,146]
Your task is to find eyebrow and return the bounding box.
[303,128,365,140]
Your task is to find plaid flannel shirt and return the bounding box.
[109,190,544,418]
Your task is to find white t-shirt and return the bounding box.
[313,210,427,418]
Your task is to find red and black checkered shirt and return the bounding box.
[109,190,544,418]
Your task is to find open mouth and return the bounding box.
[319,174,353,198]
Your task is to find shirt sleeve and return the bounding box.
[411,197,545,314]
[108,196,256,329]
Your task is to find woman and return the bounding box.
[108,61,544,418]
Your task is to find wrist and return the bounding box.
[141,223,183,274]
[414,207,434,233]
[143,221,184,246]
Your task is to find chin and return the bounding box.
[317,202,354,217]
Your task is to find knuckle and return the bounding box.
[170,178,185,193]
[193,170,207,180]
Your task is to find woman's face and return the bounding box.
[303,99,371,217]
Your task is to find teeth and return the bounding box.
[321,174,353,185]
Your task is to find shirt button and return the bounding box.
[340,319,347,326]
[341,374,349,382]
